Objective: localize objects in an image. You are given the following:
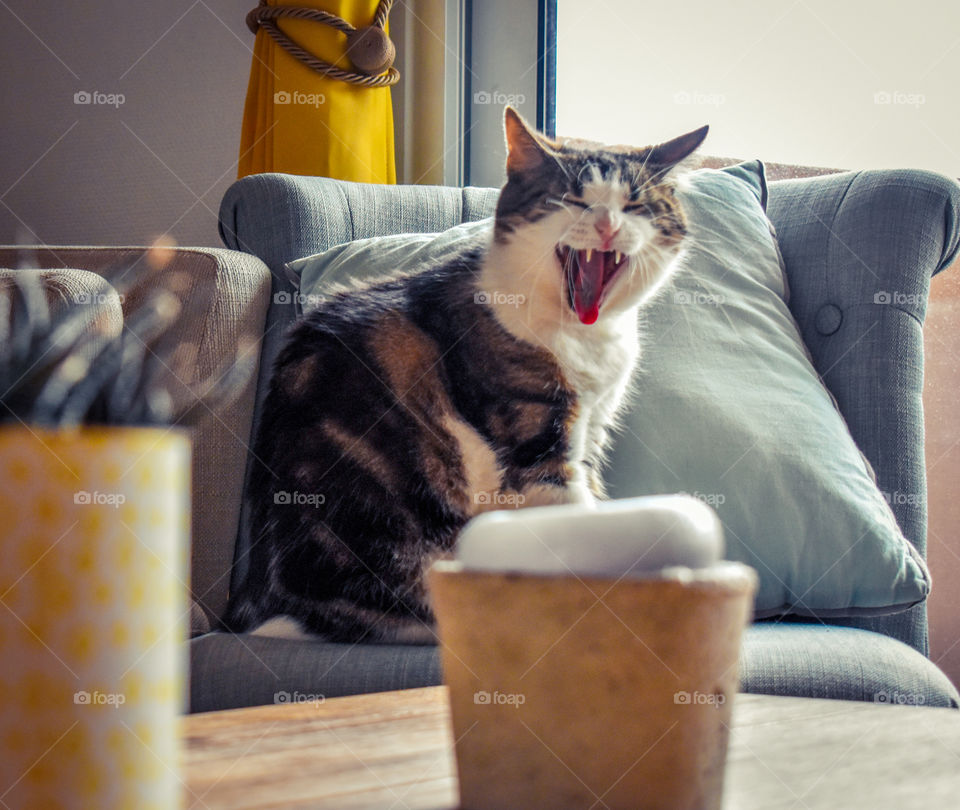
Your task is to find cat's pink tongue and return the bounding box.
[572,249,605,325]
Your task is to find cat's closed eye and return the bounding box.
[562,198,647,214]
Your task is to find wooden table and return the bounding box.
[183,686,960,809]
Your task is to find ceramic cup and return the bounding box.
[429,559,757,810]
[0,426,189,810]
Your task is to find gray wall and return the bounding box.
[556,0,960,177]
[0,0,254,248]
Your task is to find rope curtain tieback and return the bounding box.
[246,0,399,88]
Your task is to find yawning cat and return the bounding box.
[223,108,708,643]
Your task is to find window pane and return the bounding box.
[557,0,960,175]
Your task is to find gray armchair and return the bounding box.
[188,167,960,711]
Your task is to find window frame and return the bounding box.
[448,0,556,188]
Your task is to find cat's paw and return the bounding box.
[249,615,312,640]
[565,481,598,508]
[521,482,596,508]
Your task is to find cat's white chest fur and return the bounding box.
[465,149,686,506]
[548,316,639,399]
[545,316,640,470]
[476,238,662,506]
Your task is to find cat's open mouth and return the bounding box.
[555,246,628,325]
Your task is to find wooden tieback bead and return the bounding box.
[246,1,400,88]
[345,25,396,76]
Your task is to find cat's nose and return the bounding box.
[594,217,620,247]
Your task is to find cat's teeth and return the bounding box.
[615,251,622,264]
[586,248,593,261]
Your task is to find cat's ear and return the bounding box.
[504,106,553,175]
[647,125,709,171]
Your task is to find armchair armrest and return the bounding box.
[0,246,273,631]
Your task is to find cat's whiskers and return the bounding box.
[524,247,564,336]
[679,219,745,270]
[629,170,666,200]
[627,150,659,193]
[629,141,698,198]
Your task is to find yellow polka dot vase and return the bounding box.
[0,426,189,810]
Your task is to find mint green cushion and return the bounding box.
[287,162,929,618]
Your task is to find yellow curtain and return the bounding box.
[238,0,396,183]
